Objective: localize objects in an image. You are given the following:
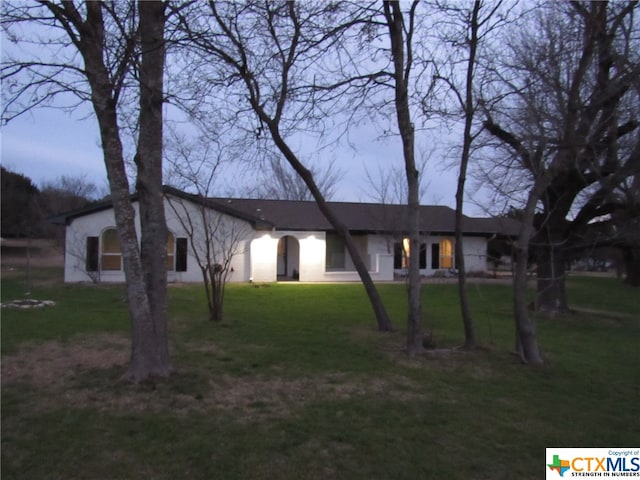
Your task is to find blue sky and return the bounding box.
[1,105,108,190]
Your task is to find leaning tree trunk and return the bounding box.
[513,241,542,364]
[264,121,394,332]
[512,183,546,365]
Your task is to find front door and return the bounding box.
[277,236,299,280]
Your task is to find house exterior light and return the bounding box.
[250,234,278,282]
[298,233,325,280]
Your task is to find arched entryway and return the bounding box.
[277,235,300,281]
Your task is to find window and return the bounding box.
[101,228,122,270]
[419,243,427,269]
[432,243,440,269]
[325,233,345,270]
[403,238,411,268]
[86,236,99,272]
[439,239,454,269]
[166,233,175,270]
[176,238,188,272]
[165,233,188,271]
[97,229,187,272]
[394,242,403,269]
[394,238,426,269]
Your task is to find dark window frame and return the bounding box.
[394,239,427,269]
[176,237,188,272]
[86,236,99,272]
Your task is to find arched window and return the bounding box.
[440,239,454,269]
[92,228,186,273]
[101,228,122,270]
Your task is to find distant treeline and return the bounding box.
[1,166,102,239]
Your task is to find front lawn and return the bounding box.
[2,269,638,479]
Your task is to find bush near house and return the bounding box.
[1,268,638,480]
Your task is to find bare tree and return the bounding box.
[166,188,252,323]
[40,174,99,205]
[2,1,171,381]
[173,1,395,332]
[252,154,342,201]
[482,1,639,363]
[364,146,433,205]
[568,171,640,285]
[36,173,99,245]
[448,0,482,350]
[615,174,640,285]
[346,1,459,353]
[427,0,512,349]
[164,132,253,322]
[380,1,428,354]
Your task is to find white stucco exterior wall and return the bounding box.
[460,236,488,273]
[322,233,394,282]
[298,233,326,281]
[249,233,279,282]
[164,196,253,283]
[63,198,488,284]
[64,197,254,284]
[64,207,122,283]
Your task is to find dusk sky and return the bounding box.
[0,7,493,217]
[1,100,487,214]
[1,105,107,188]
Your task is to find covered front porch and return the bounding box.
[248,231,393,283]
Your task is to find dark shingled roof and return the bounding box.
[209,197,519,236]
[51,186,519,237]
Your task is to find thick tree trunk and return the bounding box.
[535,240,569,314]
[78,3,169,382]
[125,0,171,381]
[532,205,572,315]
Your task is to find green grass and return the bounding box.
[2,267,639,479]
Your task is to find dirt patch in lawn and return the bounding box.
[205,372,423,422]
[379,339,500,380]
[353,324,500,379]
[1,334,426,421]
[1,334,130,387]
